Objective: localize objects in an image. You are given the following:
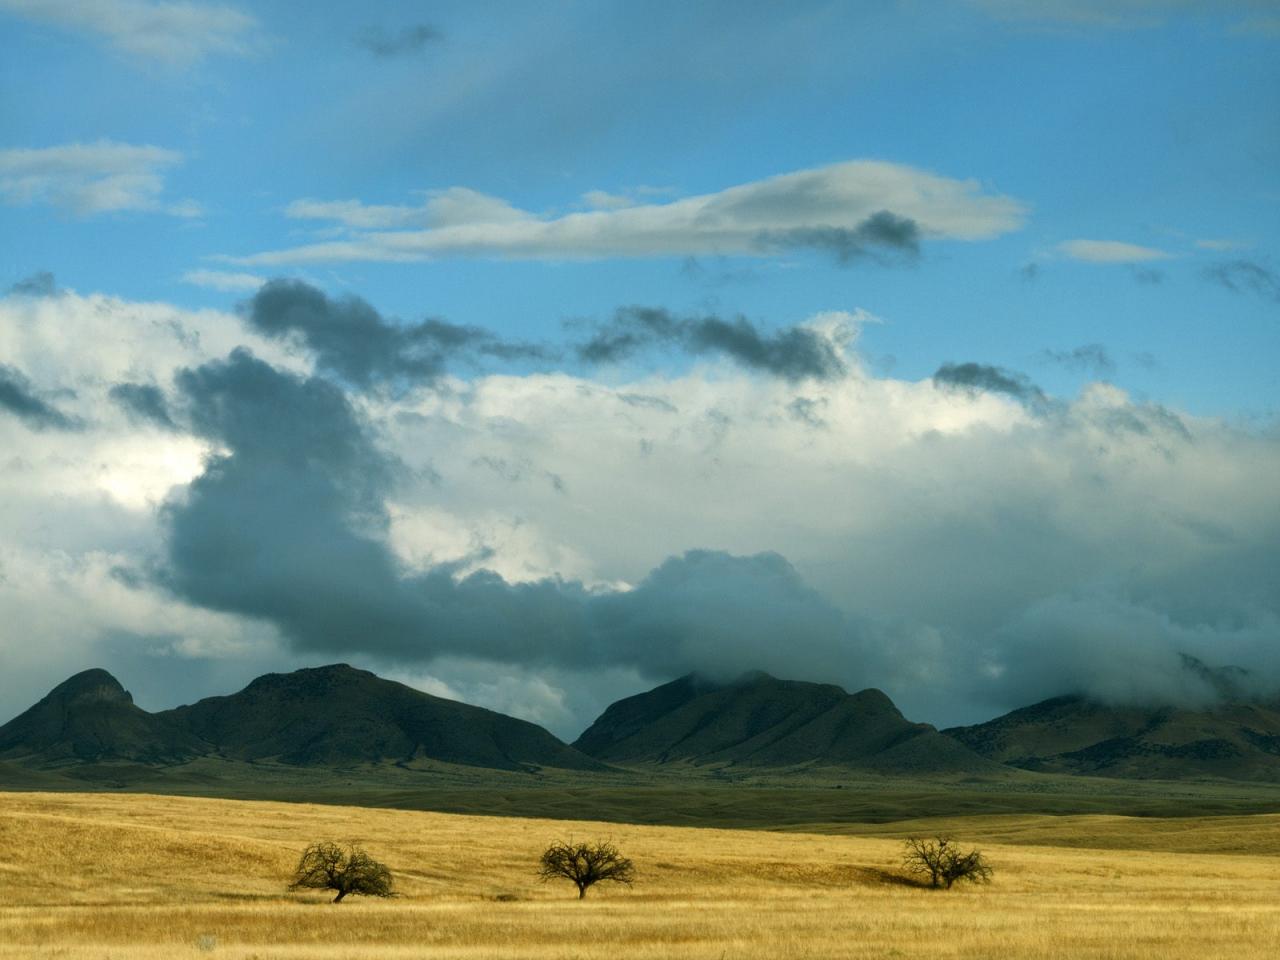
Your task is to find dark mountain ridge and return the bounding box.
[574,671,998,774]
[0,664,602,773]
[944,693,1280,782]
[0,669,207,764]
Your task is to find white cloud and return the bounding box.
[181,268,266,292]
[0,140,200,217]
[285,187,534,231]
[239,160,1028,265]
[0,0,259,66]
[1057,239,1174,263]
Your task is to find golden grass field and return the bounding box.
[1,791,1278,959]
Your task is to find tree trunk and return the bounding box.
[333,890,347,903]
[577,884,587,899]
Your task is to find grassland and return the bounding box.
[13,754,1280,829]
[2,791,1279,959]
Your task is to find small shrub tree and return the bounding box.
[289,841,394,903]
[902,836,992,889]
[538,839,635,899]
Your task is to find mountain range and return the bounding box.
[4,663,1280,784]
[0,664,600,773]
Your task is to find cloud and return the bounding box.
[933,361,1049,408]
[109,382,176,430]
[982,594,1280,710]
[1057,239,1174,263]
[0,363,81,431]
[8,271,57,296]
[283,187,534,231]
[574,306,858,381]
[150,342,1279,725]
[0,0,259,65]
[3,287,1279,733]
[243,279,548,389]
[1203,259,1280,303]
[355,23,441,57]
[1040,343,1116,378]
[182,269,265,293]
[0,140,199,217]
[236,160,1027,265]
[157,348,856,684]
[755,211,921,265]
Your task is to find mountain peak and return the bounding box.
[47,668,132,706]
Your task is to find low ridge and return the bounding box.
[944,694,1280,781]
[574,671,995,774]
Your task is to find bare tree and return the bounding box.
[289,841,394,902]
[902,836,992,889]
[538,839,635,899]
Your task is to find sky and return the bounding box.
[1,0,1278,740]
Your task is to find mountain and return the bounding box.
[573,671,996,774]
[161,663,603,771]
[0,664,603,773]
[0,669,207,764]
[944,695,1280,781]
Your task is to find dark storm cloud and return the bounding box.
[576,306,847,381]
[355,24,442,57]
[0,364,80,431]
[109,382,176,430]
[933,361,1049,408]
[1203,259,1280,303]
[243,279,547,389]
[8,271,57,296]
[159,349,861,682]
[757,211,921,265]
[1040,343,1116,378]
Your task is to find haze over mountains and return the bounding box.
[4,663,1280,786]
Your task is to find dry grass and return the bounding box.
[1,791,1278,959]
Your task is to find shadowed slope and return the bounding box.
[945,695,1280,781]
[574,672,994,774]
[0,669,207,764]
[160,664,605,771]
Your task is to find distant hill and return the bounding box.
[944,695,1280,781]
[0,669,207,764]
[573,671,997,774]
[0,664,603,773]
[161,664,603,771]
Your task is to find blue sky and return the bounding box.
[1,1,1278,735]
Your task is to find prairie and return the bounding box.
[1,791,1278,959]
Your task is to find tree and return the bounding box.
[289,841,394,903]
[537,839,635,899]
[902,836,992,889]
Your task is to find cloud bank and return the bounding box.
[1,284,1277,735]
